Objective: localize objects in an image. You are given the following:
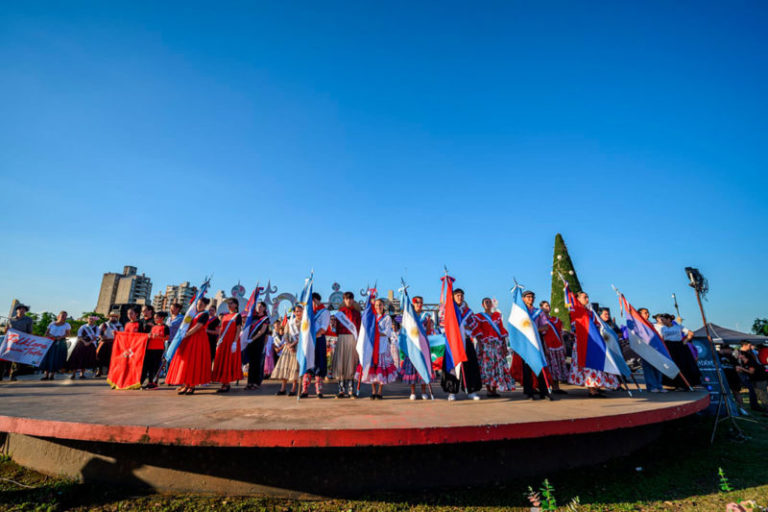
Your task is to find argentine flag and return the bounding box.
[506,286,548,376]
[398,286,434,383]
[164,277,210,364]
[594,311,632,378]
[296,274,316,376]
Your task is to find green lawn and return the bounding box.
[2,407,767,511]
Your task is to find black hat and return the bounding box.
[14,303,29,312]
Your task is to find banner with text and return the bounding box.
[0,329,54,367]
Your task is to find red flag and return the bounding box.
[107,332,148,390]
[441,275,467,369]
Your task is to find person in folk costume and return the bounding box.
[124,307,142,333]
[273,305,302,396]
[332,291,361,399]
[40,311,71,380]
[472,298,515,398]
[567,291,619,397]
[166,303,184,344]
[360,298,399,399]
[212,298,243,393]
[95,312,122,377]
[402,295,433,400]
[655,313,700,389]
[538,300,568,394]
[514,290,553,401]
[301,293,330,398]
[142,312,169,389]
[244,301,270,391]
[166,297,213,395]
[440,288,483,401]
[68,315,99,379]
[206,304,221,362]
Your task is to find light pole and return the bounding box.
[684,267,744,442]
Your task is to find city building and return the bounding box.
[95,266,152,316]
[152,282,198,312]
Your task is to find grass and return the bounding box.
[2,407,768,511]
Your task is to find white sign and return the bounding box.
[0,329,54,367]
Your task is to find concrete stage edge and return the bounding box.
[0,382,709,497]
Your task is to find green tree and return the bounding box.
[753,318,768,336]
[550,233,583,331]
[31,312,56,336]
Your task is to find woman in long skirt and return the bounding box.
[41,311,71,380]
[212,298,243,393]
[166,298,212,395]
[68,316,99,379]
[243,301,270,391]
[360,299,399,399]
[272,306,301,396]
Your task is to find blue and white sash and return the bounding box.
[480,313,504,338]
[333,310,359,340]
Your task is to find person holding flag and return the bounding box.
[272,305,302,396]
[401,295,433,400]
[166,297,212,395]
[518,290,552,400]
[567,290,620,397]
[300,292,329,399]
[360,298,399,399]
[539,300,569,392]
[439,280,482,401]
[211,298,243,393]
[141,311,169,389]
[506,285,551,400]
[473,298,514,397]
[331,291,361,399]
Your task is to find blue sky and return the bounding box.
[1,2,766,330]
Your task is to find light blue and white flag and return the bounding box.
[164,277,210,364]
[296,273,316,376]
[398,283,434,383]
[594,311,632,378]
[506,285,548,376]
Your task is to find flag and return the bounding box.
[0,329,54,367]
[355,290,378,381]
[240,283,263,350]
[594,312,632,378]
[506,286,548,376]
[107,332,149,390]
[398,285,434,383]
[428,335,446,370]
[564,281,620,375]
[440,275,467,375]
[164,278,210,364]
[296,274,316,376]
[619,293,680,379]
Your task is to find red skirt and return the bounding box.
[166,329,212,387]
[212,337,243,384]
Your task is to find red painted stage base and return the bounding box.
[0,379,709,496]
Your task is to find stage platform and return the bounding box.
[0,378,709,497]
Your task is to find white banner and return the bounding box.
[0,329,54,367]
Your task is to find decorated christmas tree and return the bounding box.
[550,233,583,331]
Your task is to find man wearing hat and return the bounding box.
[96,311,123,378]
[520,290,553,401]
[1,303,34,380]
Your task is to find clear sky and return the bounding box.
[1,2,766,330]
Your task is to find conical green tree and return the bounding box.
[550,233,583,331]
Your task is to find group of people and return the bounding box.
[3,287,765,408]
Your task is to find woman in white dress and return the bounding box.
[362,299,398,399]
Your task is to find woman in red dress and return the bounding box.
[212,298,243,393]
[166,297,212,395]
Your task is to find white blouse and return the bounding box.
[654,323,690,342]
[47,322,71,338]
